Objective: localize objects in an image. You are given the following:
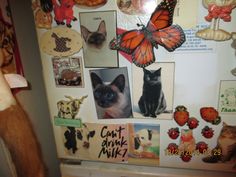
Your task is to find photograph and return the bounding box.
[132,62,175,119]
[79,11,118,68]
[89,67,133,119]
[128,123,160,166]
[52,57,84,87]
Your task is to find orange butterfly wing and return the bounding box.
[151,25,185,52]
[147,0,177,31]
[109,0,185,68]
[132,39,155,67]
[110,30,145,54]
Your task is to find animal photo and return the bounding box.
[57,95,88,119]
[81,20,107,50]
[79,11,118,68]
[132,62,175,119]
[63,124,96,156]
[128,123,160,166]
[90,67,132,119]
[138,68,167,118]
[52,57,84,87]
[202,122,236,169]
[77,124,96,149]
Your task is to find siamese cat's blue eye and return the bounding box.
[106,92,114,100]
[94,91,101,98]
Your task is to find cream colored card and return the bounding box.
[173,0,199,29]
[218,80,236,114]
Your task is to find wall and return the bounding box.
[0,0,61,176]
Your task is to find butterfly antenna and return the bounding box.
[137,17,145,28]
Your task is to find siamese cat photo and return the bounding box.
[90,71,132,119]
[81,20,107,51]
[79,11,118,68]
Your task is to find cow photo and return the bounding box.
[128,123,160,166]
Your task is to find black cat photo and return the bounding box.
[138,68,167,118]
[132,63,174,119]
[79,11,118,68]
[90,68,132,119]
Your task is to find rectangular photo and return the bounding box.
[79,11,118,68]
[218,80,236,114]
[89,67,133,119]
[132,62,175,119]
[52,57,84,87]
[128,123,160,166]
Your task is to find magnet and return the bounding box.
[40,27,82,57]
[196,0,236,41]
[109,0,185,68]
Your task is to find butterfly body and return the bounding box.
[110,0,185,68]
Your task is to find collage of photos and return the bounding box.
[34,0,236,172]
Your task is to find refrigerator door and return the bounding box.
[33,0,236,173]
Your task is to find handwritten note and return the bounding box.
[98,125,128,161]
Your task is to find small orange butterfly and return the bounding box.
[109,0,185,68]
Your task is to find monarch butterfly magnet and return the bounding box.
[109,0,186,68]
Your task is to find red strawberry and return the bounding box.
[174,106,189,126]
[166,143,178,155]
[168,128,180,139]
[187,117,199,129]
[201,126,214,139]
[196,141,208,154]
[200,107,221,125]
[180,151,192,162]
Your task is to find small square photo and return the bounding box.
[52,57,84,87]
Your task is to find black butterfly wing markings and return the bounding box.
[146,0,177,31]
[151,25,186,52]
[109,0,185,67]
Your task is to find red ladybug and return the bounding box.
[201,126,214,139]
[187,117,199,129]
[166,143,178,155]
[168,128,180,139]
[180,151,192,162]
[196,141,208,154]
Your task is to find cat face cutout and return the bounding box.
[81,20,107,49]
[143,68,161,85]
[90,72,125,108]
[220,122,236,139]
